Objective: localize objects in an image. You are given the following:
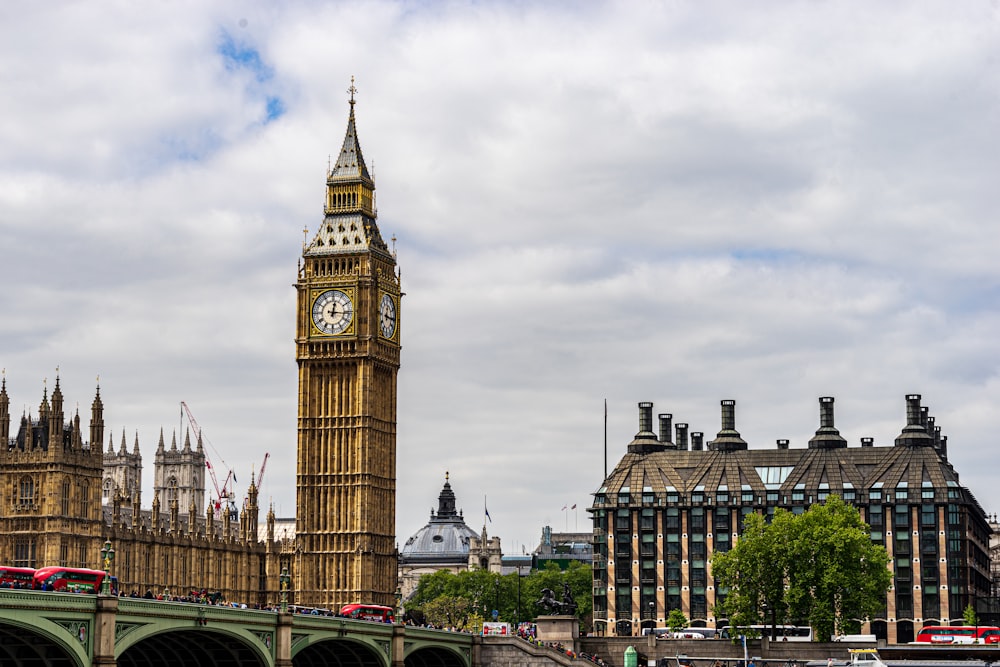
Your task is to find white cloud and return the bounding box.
[1,0,999,557]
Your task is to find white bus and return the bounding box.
[719,625,814,642]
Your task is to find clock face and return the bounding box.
[312,289,354,335]
[379,294,397,338]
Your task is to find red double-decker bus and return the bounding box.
[915,625,1000,644]
[32,567,107,593]
[0,567,36,588]
[338,603,394,623]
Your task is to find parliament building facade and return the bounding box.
[592,396,993,644]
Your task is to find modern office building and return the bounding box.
[590,395,992,644]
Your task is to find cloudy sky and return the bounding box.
[1,1,999,555]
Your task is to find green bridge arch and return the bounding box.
[0,590,474,667]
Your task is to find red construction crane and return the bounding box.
[180,401,235,518]
[255,452,270,489]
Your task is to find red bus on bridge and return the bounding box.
[339,604,394,623]
[32,567,108,593]
[0,567,35,588]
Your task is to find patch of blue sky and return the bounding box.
[265,97,285,123]
[217,30,286,126]
[217,31,272,83]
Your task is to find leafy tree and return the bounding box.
[422,595,473,629]
[784,496,891,641]
[712,511,790,636]
[712,496,891,642]
[666,609,689,632]
[964,603,978,627]
[408,560,594,631]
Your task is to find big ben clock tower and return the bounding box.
[295,81,400,609]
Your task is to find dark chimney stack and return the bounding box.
[777,439,789,450]
[861,437,874,447]
[658,413,674,447]
[808,396,847,449]
[628,401,668,454]
[639,402,653,434]
[691,432,704,451]
[709,400,747,451]
[675,423,689,451]
[895,394,933,447]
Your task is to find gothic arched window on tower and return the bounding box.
[18,476,34,507]
[62,480,71,515]
[168,477,178,504]
[102,478,113,505]
[79,481,90,519]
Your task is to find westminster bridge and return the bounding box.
[0,590,474,667]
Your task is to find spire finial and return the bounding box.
[445,470,449,482]
[348,76,357,107]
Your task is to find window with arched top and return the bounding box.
[80,481,90,519]
[18,477,34,507]
[62,480,71,514]
[168,477,178,503]
[102,478,113,502]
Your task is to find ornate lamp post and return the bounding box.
[99,540,115,595]
[279,566,290,613]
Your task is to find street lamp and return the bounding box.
[279,566,290,613]
[99,540,115,595]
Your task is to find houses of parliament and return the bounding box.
[0,87,399,611]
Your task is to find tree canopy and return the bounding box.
[712,496,891,642]
[407,561,592,631]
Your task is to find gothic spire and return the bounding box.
[330,76,372,184]
[304,77,388,257]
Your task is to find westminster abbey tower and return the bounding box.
[294,84,401,610]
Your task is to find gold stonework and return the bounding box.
[295,88,401,610]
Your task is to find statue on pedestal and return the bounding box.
[536,583,577,616]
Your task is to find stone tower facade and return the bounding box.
[0,375,105,569]
[294,85,401,609]
[468,527,503,573]
[152,428,206,517]
[102,430,143,507]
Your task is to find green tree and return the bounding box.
[422,595,473,629]
[712,496,891,642]
[712,511,790,636]
[666,609,689,633]
[409,560,594,631]
[785,496,891,641]
[964,603,978,627]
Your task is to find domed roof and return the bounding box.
[399,474,479,565]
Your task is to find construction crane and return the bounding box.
[180,401,236,519]
[255,452,270,489]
